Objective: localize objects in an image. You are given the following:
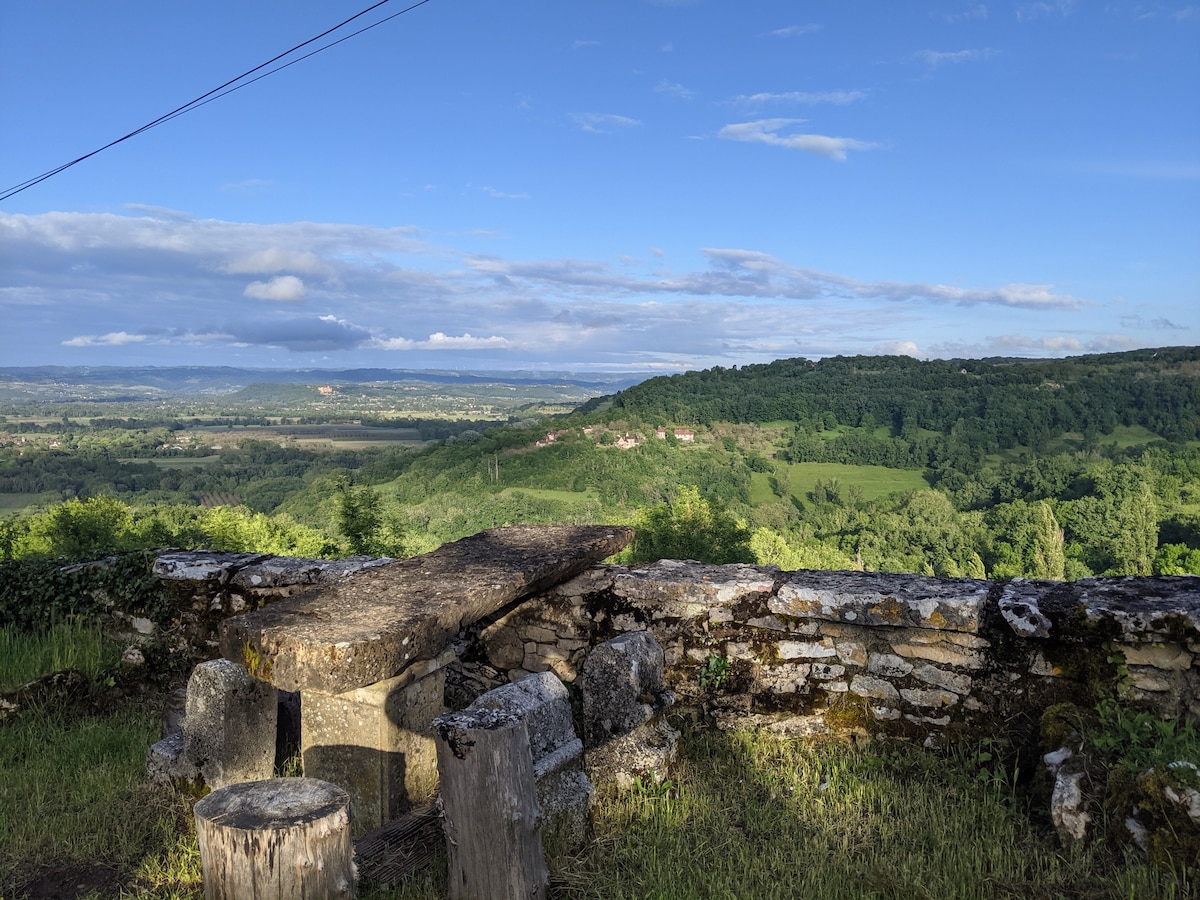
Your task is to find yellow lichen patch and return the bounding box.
[927,609,948,629]
[242,640,272,681]
[869,597,904,625]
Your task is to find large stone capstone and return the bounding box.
[219,525,633,694]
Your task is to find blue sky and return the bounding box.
[2,0,1197,373]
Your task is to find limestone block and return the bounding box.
[302,649,453,835]
[1130,668,1174,693]
[1122,643,1193,670]
[759,663,810,694]
[836,641,868,667]
[764,714,830,738]
[585,718,679,790]
[481,624,525,670]
[747,614,786,632]
[903,713,951,727]
[182,659,278,791]
[581,632,679,787]
[726,641,755,661]
[867,653,913,678]
[525,626,559,643]
[888,640,985,669]
[607,560,778,619]
[810,664,846,681]
[779,640,837,660]
[998,580,1053,638]
[770,571,991,633]
[899,687,959,709]
[581,631,671,748]
[459,672,594,851]
[1075,576,1200,642]
[849,675,900,702]
[912,664,972,694]
[221,525,634,694]
[1044,748,1091,844]
[146,731,189,785]
[871,706,901,721]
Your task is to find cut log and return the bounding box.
[194,777,355,900]
[435,707,548,900]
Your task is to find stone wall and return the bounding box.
[119,546,1200,750]
[453,560,1200,747]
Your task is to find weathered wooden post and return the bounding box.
[434,707,548,900]
[194,777,355,900]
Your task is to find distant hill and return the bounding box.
[0,365,652,402]
[584,346,1200,450]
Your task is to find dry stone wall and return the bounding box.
[454,561,1200,746]
[103,544,1200,750]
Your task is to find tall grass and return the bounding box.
[552,731,1191,900]
[0,618,124,691]
[2,621,1190,898]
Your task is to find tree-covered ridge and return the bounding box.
[598,347,1200,447]
[3,348,1199,590]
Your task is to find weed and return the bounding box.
[697,653,729,691]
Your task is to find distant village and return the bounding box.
[533,425,695,451]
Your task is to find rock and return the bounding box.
[998,581,1053,638]
[121,646,145,668]
[1044,747,1091,844]
[770,571,991,633]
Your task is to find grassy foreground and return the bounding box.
[0,623,1193,899]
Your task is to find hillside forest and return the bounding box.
[2,348,1199,593]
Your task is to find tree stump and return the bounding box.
[194,777,356,900]
[434,707,548,900]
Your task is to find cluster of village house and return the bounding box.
[534,425,696,451]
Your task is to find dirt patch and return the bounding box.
[16,862,121,900]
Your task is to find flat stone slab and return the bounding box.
[1019,575,1200,641]
[770,571,994,633]
[220,525,633,694]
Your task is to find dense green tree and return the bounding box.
[628,486,754,565]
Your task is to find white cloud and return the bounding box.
[225,249,326,276]
[1,210,1103,369]
[717,119,876,161]
[733,90,867,107]
[655,81,696,100]
[1017,1,1075,21]
[369,332,511,350]
[873,340,924,357]
[571,113,641,133]
[244,275,307,301]
[771,24,821,37]
[482,186,530,200]
[946,5,988,22]
[62,331,147,347]
[917,48,998,66]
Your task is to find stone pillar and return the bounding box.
[301,649,453,835]
[150,659,278,790]
[581,631,678,789]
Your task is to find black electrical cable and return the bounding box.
[0,0,432,203]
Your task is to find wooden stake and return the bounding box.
[435,708,548,900]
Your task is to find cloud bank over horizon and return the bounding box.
[0,208,1168,371]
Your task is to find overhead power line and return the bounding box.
[0,0,433,203]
